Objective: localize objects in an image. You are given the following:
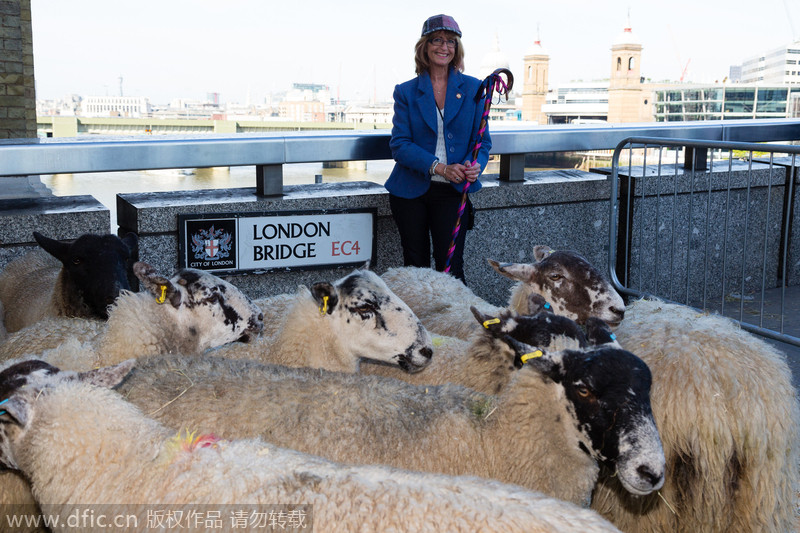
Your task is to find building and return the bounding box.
[521,34,549,124]
[607,25,652,123]
[342,104,392,126]
[739,41,800,85]
[654,85,800,121]
[81,95,151,118]
[541,82,608,124]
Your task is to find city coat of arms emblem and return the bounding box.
[191,225,233,261]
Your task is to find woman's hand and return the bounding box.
[441,161,481,184]
[463,160,481,182]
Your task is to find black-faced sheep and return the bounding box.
[381,245,625,341]
[0,231,138,333]
[0,261,264,371]
[212,268,433,373]
[114,342,665,508]
[489,251,798,533]
[0,359,625,533]
[590,298,800,533]
[361,300,595,395]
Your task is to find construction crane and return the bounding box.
[680,59,691,82]
[667,24,691,82]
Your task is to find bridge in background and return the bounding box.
[36,116,385,138]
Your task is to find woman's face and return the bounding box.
[426,31,456,70]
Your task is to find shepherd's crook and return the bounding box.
[444,68,513,274]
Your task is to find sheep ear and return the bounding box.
[532,245,555,262]
[0,397,30,427]
[583,317,620,347]
[33,232,70,264]
[470,306,515,336]
[359,260,371,271]
[134,262,181,307]
[487,259,535,283]
[525,293,549,315]
[311,282,338,315]
[503,336,562,377]
[77,359,136,389]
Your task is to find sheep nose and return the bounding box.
[610,306,625,321]
[420,346,433,360]
[636,464,664,488]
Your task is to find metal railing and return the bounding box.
[608,136,800,346]
[2,119,800,196]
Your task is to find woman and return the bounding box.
[385,14,491,284]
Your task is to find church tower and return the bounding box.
[522,29,549,124]
[607,14,651,122]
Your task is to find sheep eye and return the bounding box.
[72,258,82,265]
[576,386,591,398]
[548,273,563,281]
[354,303,376,318]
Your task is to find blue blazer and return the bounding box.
[385,68,491,199]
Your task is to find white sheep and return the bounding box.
[114,340,665,508]
[0,261,264,371]
[211,268,433,373]
[589,297,800,533]
[0,231,138,333]
[381,245,625,341]
[380,264,503,340]
[0,359,624,533]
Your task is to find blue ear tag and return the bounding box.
[0,398,8,416]
[544,302,551,309]
[610,333,617,340]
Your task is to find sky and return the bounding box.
[31,0,800,105]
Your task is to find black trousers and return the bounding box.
[389,182,473,284]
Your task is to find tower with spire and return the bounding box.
[607,11,651,123]
[521,25,549,124]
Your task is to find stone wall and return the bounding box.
[0,0,35,139]
[116,171,614,307]
[0,196,111,266]
[113,164,799,308]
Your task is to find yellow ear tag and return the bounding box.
[482,318,501,328]
[156,285,167,305]
[319,295,329,315]
[520,350,543,364]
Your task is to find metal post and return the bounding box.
[684,146,707,171]
[256,164,283,197]
[499,153,525,181]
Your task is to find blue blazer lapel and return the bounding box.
[444,69,466,126]
[416,71,438,133]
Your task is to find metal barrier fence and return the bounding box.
[608,137,800,346]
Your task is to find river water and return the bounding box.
[41,161,396,232]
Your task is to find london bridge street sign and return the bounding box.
[178,208,376,274]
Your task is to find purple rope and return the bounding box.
[444,68,513,273]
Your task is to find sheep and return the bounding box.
[0,231,138,333]
[0,261,264,371]
[113,339,665,508]
[588,297,800,533]
[380,264,504,340]
[360,297,596,395]
[0,359,625,533]
[380,245,625,341]
[211,268,433,373]
[386,253,798,532]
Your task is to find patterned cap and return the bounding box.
[421,14,462,37]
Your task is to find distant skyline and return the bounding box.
[31,0,800,105]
